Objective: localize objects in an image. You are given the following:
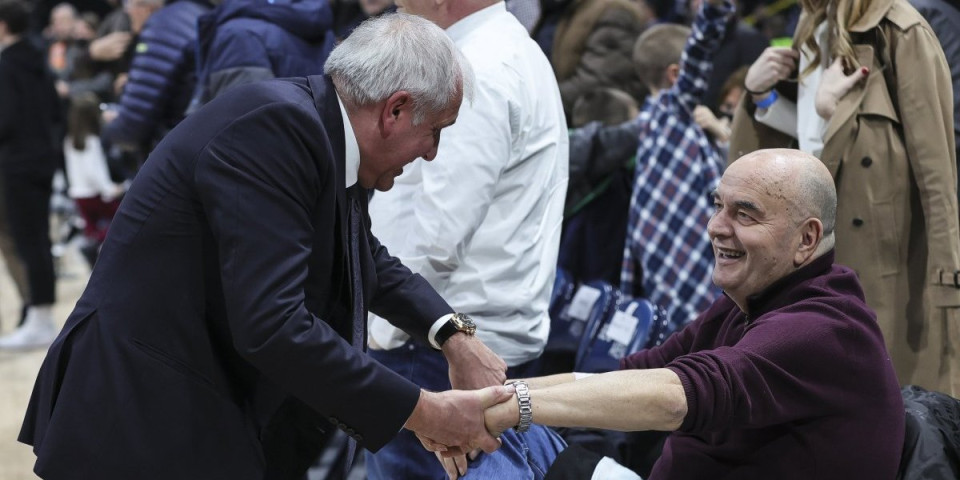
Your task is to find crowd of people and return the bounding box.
[1,0,959,478]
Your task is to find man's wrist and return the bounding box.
[506,380,533,432]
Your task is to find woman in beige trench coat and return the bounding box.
[729,0,960,395]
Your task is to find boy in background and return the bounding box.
[620,0,733,331]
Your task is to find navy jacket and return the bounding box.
[20,76,452,479]
[102,0,213,150]
[192,0,335,108]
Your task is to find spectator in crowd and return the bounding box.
[505,0,539,32]
[620,0,730,325]
[359,0,394,16]
[54,12,118,101]
[476,148,905,480]
[365,1,569,479]
[559,88,639,288]
[690,65,747,158]
[190,0,336,111]
[101,0,213,156]
[0,0,62,350]
[44,3,77,76]
[20,13,511,479]
[909,0,960,203]
[730,0,960,395]
[546,0,651,118]
[0,174,29,330]
[716,64,747,121]
[63,93,124,267]
[686,0,766,115]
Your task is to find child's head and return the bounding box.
[571,88,640,128]
[717,66,748,121]
[68,93,102,150]
[633,23,691,92]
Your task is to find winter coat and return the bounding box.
[192,0,335,108]
[550,0,650,115]
[0,39,61,176]
[102,0,214,150]
[728,0,960,395]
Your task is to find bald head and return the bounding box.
[729,149,837,253]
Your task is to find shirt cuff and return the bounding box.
[428,313,455,349]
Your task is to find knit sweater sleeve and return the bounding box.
[666,299,871,433]
[619,299,718,370]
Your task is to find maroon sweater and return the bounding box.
[621,251,904,479]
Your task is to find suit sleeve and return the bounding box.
[365,212,455,345]
[194,102,420,452]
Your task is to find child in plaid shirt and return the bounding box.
[621,0,734,333]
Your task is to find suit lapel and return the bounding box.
[309,75,351,258]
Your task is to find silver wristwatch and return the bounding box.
[511,380,532,433]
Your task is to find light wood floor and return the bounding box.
[0,247,89,480]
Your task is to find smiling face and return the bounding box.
[357,91,461,191]
[707,158,812,309]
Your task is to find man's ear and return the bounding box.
[665,64,681,86]
[794,218,824,266]
[379,90,412,138]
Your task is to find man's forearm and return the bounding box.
[531,369,687,432]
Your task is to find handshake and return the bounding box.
[400,334,526,473]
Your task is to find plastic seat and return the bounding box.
[575,297,665,373]
[546,280,618,355]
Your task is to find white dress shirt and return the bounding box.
[367,2,569,366]
[755,22,829,157]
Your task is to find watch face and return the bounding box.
[452,314,476,334]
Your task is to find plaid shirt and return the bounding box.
[620,1,732,331]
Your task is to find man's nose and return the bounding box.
[707,212,727,238]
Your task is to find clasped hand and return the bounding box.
[418,386,521,479]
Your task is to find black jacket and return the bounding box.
[0,39,61,175]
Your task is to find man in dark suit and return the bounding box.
[19,13,511,479]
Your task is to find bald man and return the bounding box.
[477,149,905,479]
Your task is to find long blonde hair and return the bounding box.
[794,0,872,78]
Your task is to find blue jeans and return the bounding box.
[366,342,562,480]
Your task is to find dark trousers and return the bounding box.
[4,170,55,305]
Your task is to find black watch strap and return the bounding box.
[435,320,459,347]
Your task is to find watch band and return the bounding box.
[511,380,532,433]
[435,320,459,347]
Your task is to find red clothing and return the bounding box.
[621,251,904,479]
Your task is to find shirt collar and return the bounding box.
[337,93,360,188]
[445,1,505,41]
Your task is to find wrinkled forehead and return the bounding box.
[717,163,794,210]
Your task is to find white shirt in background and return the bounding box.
[63,135,120,200]
[367,2,569,366]
[755,22,830,157]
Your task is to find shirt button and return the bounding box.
[852,218,864,227]
[861,156,873,167]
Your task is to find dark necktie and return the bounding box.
[347,188,365,351]
[344,187,363,476]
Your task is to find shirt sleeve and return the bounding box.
[673,0,735,113]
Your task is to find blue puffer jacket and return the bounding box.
[191,0,334,109]
[103,0,214,150]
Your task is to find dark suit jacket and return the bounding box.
[19,75,453,479]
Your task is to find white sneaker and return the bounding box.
[0,306,57,351]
